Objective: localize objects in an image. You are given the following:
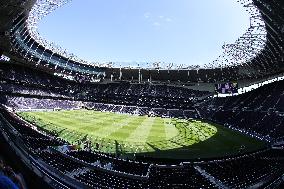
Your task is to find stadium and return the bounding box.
[0,0,283,188]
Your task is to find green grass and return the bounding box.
[17,109,266,159]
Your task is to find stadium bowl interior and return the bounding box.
[0,0,284,188]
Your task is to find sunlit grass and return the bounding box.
[17,109,266,159]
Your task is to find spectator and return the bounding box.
[0,175,19,189]
[0,158,27,189]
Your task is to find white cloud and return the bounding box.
[144,12,151,19]
[144,13,172,28]
[153,22,161,27]
[165,18,172,22]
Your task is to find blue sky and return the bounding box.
[38,0,250,67]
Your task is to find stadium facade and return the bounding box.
[0,0,283,188]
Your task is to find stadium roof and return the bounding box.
[29,0,267,70]
[0,0,283,83]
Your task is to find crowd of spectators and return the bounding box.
[6,97,83,110]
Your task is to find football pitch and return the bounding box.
[17,109,266,159]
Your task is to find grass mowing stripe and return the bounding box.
[163,118,179,140]
[126,116,155,143]
[93,114,137,138]
[35,113,90,131]
[146,117,166,142]
[40,111,121,132]
[17,110,266,159]
[108,116,147,140]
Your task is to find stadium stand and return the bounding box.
[197,79,284,141]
